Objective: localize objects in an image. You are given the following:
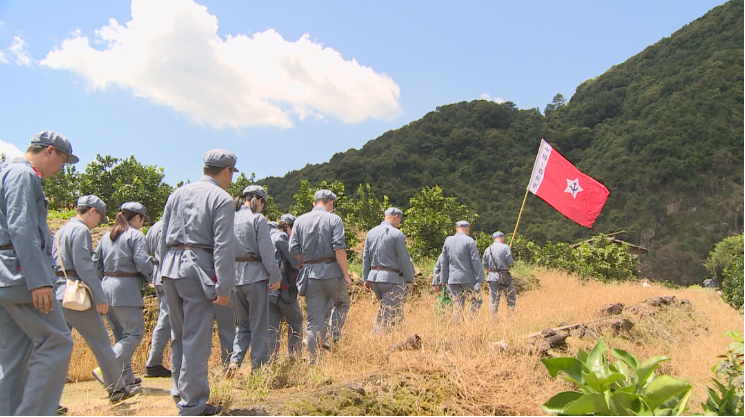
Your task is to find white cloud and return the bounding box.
[0,139,23,160]
[480,93,505,104]
[0,36,33,66]
[40,0,401,129]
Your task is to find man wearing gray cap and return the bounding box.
[53,196,139,402]
[144,219,172,378]
[482,231,515,319]
[159,149,238,416]
[440,220,485,322]
[227,185,281,372]
[362,207,415,332]
[267,213,304,359]
[289,189,351,362]
[0,130,76,415]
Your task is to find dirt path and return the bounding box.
[60,378,177,416]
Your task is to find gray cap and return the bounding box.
[243,185,267,200]
[314,189,337,201]
[267,221,278,229]
[77,195,108,224]
[456,220,471,228]
[31,130,79,164]
[280,213,297,224]
[121,202,150,221]
[385,207,403,217]
[203,149,239,172]
[493,231,505,239]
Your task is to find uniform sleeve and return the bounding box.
[432,256,442,285]
[92,237,104,279]
[396,233,415,283]
[470,242,484,284]
[362,233,372,281]
[132,232,154,279]
[331,216,346,251]
[482,249,490,270]
[72,228,106,304]
[288,223,301,257]
[440,243,449,285]
[257,217,281,285]
[275,234,299,268]
[158,198,172,264]
[506,246,514,267]
[4,170,54,290]
[212,198,236,298]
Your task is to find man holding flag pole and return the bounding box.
[510,138,610,247]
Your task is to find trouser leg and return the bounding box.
[505,281,516,310]
[64,307,126,392]
[386,283,407,327]
[468,284,481,317]
[164,278,183,397]
[0,297,73,416]
[327,278,349,341]
[230,320,251,367]
[163,277,213,416]
[488,282,500,317]
[213,302,235,367]
[0,304,32,416]
[247,282,269,370]
[267,302,283,360]
[146,285,171,368]
[371,283,387,332]
[448,284,466,323]
[282,300,304,356]
[305,279,332,361]
[109,306,144,386]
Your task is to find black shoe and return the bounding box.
[56,405,68,416]
[146,365,172,378]
[131,377,142,386]
[202,404,223,415]
[110,385,141,403]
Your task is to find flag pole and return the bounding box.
[510,188,530,248]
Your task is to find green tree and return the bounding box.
[43,165,81,210]
[227,172,280,220]
[345,183,390,231]
[401,186,477,259]
[544,93,567,115]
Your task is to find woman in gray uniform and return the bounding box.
[53,196,139,402]
[94,202,153,387]
[227,186,281,373]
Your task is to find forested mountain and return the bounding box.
[261,0,743,285]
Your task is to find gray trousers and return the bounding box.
[448,283,481,322]
[106,306,145,386]
[213,302,235,367]
[267,298,303,359]
[231,321,251,367]
[63,306,126,392]
[163,277,213,416]
[146,285,171,368]
[306,277,349,361]
[230,282,269,370]
[371,282,407,332]
[0,290,73,416]
[488,281,516,317]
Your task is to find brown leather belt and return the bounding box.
[235,256,261,262]
[55,270,78,277]
[372,266,401,273]
[103,272,143,278]
[0,244,13,251]
[303,257,336,265]
[170,244,213,254]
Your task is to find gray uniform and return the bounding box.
[230,207,281,370]
[362,220,415,331]
[145,221,171,368]
[289,206,349,360]
[159,176,236,416]
[267,229,303,358]
[432,253,444,285]
[94,228,153,386]
[0,158,74,416]
[482,241,515,316]
[53,218,126,394]
[440,232,485,321]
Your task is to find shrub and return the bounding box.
[705,234,744,309]
[702,331,744,415]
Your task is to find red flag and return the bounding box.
[528,139,609,228]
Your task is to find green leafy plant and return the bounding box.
[701,331,744,416]
[541,337,692,416]
[704,234,744,309]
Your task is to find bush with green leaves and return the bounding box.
[542,337,692,416]
[704,234,744,309]
[400,186,477,259]
[701,331,744,416]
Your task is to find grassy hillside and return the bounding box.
[260,0,743,285]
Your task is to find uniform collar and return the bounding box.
[311,206,327,212]
[70,217,87,226]
[381,220,393,227]
[11,157,41,177]
[455,232,466,236]
[200,175,221,187]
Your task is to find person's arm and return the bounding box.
[132,232,154,279]
[331,216,351,285]
[288,224,302,263]
[158,197,172,265]
[397,233,415,283]
[471,242,485,284]
[92,240,104,279]
[362,234,371,282]
[276,235,299,269]
[506,246,514,267]
[440,244,450,285]
[257,217,281,288]
[212,198,237,299]
[71,228,106,305]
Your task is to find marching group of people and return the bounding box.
[0,130,515,416]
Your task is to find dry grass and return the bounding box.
[64,268,743,415]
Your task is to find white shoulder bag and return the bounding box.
[57,233,93,311]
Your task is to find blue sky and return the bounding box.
[0,0,726,184]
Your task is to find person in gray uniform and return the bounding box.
[267,213,304,359]
[227,185,281,373]
[362,207,415,332]
[158,149,237,416]
[53,195,139,403]
[431,253,444,287]
[0,131,76,416]
[94,202,154,388]
[144,219,172,378]
[289,189,351,363]
[482,231,515,318]
[440,220,484,322]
